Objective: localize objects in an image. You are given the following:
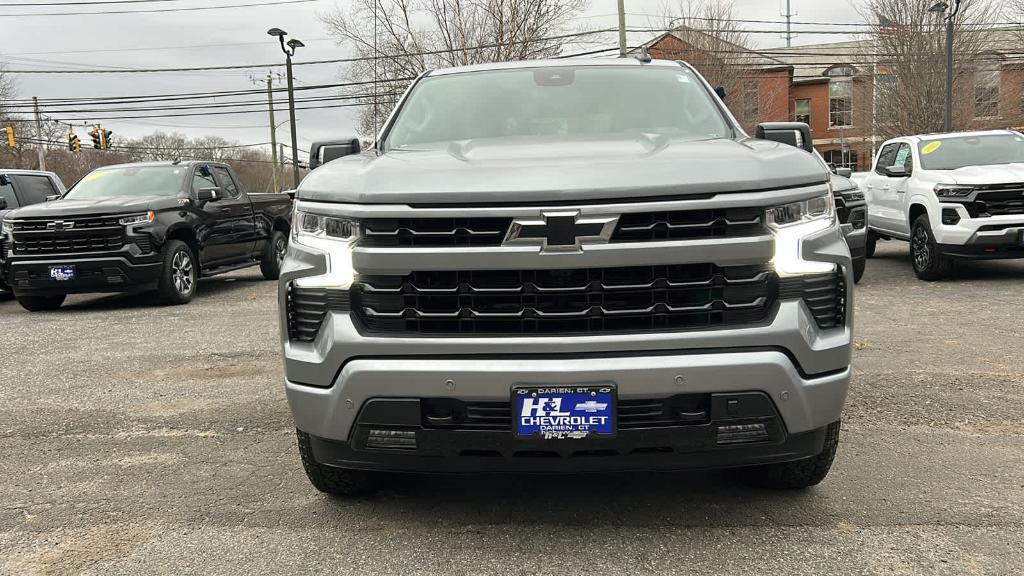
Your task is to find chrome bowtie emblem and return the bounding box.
[503,211,619,253]
[46,220,75,231]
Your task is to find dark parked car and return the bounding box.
[1,170,68,296]
[1,161,292,311]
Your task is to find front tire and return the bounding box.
[156,240,197,305]
[910,215,953,281]
[296,430,380,497]
[852,256,866,284]
[749,421,841,489]
[15,293,66,312]
[259,230,287,281]
[865,230,877,258]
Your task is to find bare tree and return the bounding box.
[859,0,1000,138]
[0,63,16,119]
[657,0,753,101]
[320,0,588,136]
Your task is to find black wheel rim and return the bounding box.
[172,250,195,295]
[912,225,931,271]
[275,236,287,265]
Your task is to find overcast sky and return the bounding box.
[1,0,863,155]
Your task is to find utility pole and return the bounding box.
[280,143,287,187]
[265,74,280,193]
[943,6,955,132]
[781,0,796,48]
[617,0,627,57]
[32,97,46,171]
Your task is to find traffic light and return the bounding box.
[101,128,113,150]
[68,131,81,153]
[3,126,13,148]
[89,126,101,149]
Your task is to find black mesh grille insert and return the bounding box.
[11,215,125,255]
[354,263,778,335]
[779,270,846,329]
[359,208,766,248]
[422,395,711,431]
[286,285,351,343]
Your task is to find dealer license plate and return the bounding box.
[513,385,616,440]
[49,266,76,281]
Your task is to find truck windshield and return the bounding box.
[917,133,1024,170]
[384,65,730,150]
[65,165,188,199]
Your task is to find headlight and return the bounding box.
[119,211,154,226]
[933,184,973,198]
[1,218,11,235]
[292,210,360,243]
[290,209,361,290]
[767,192,837,277]
[838,188,864,201]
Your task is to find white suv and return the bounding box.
[853,130,1024,280]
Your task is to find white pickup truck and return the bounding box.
[851,130,1024,280]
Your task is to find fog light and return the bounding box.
[716,423,768,445]
[941,208,960,226]
[365,429,418,450]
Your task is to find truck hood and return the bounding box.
[937,163,1024,185]
[7,195,181,218]
[299,136,830,204]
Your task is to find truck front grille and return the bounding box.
[11,216,125,255]
[359,208,765,247]
[963,184,1024,217]
[354,263,778,335]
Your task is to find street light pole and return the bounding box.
[617,0,627,57]
[268,28,305,189]
[943,14,954,132]
[265,74,280,193]
[284,52,300,188]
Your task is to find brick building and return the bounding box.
[643,29,1024,171]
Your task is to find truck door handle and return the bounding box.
[882,185,891,191]
[896,189,906,194]
[220,208,231,214]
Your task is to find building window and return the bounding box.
[824,64,855,129]
[794,99,811,125]
[823,149,859,170]
[742,80,760,122]
[974,57,1001,119]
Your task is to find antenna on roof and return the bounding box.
[636,46,652,64]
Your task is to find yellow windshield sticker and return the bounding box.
[921,141,942,155]
[81,171,108,182]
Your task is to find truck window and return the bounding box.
[65,165,188,199]
[893,143,913,172]
[192,166,218,194]
[10,175,58,205]
[917,133,1024,170]
[874,143,900,175]
[0,178,18,209]
[211,166,240,198]
[384,65,730,151]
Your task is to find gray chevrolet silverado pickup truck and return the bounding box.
[280,59,852,495]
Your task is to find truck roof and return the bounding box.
[0,168,61,179]
[900,129,1022,143]
[428,58,685,77]
[90,160,225,170]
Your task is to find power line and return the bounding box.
[1,0,315,17]
[0,1,191,5]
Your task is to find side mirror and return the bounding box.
[714,86,727,100]
[197,187,221,202]
[835,167,853,178]
[0,175,10,186]
[884,165,909,178]
[0,197,7,210]
[309,138,361,170]
[756,122,813,153]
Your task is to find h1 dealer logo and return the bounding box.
[519,396,610,432]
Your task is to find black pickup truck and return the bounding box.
[0,161,292,311]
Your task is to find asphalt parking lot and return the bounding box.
[1,240,1022,576]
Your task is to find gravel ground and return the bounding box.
[1,241,1022,575]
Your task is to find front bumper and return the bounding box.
[932,205,1024,253]
[840,199,868,260]
[287,349,849,451]
[6,248,162,295]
